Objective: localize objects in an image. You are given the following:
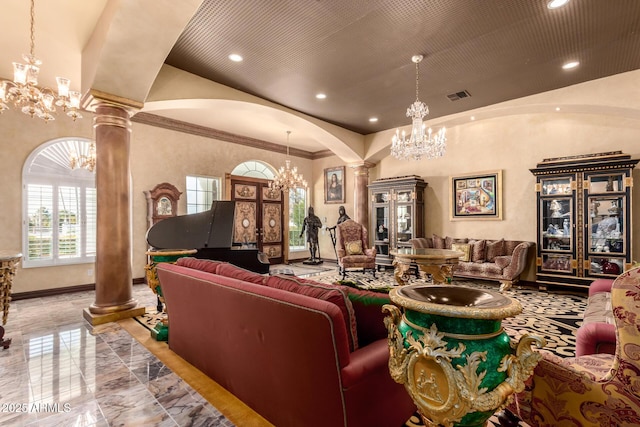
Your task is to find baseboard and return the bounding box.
[12,277,146,301]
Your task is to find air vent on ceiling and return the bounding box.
[447,90,472,101]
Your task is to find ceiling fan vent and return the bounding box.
[447,90,472,101]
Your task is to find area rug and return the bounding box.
[135,272,586,427]
[309,270,587,358]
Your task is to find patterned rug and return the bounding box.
[136,270,587,427]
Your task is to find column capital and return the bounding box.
[348,161,376,170]
[83,89,143,115]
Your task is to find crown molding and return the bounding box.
[131,112,318,159]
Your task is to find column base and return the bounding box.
[83,306,146,326]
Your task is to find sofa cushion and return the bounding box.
[343,287,390,347]
[457,261,503,276]
[445,236,468,249]
[486,239,505,262]
[217,262,267,286]
[265,275,359,351]
[345,240,364,255]
[469,239,486,263]
[451,243,471,262]
[583,292,614,324]
[494,255,512,269]
[432,234,445,249]
[176,257,223,274]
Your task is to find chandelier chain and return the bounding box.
[415,59,419,102]
[29,0,36,58]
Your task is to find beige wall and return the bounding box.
[2,70,640,293]
[2,110,314,294]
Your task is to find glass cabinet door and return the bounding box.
[587,195,625,276]
[540,197,572,252]
[396,204,412,244]
[373,191,390,203]
[373,203,389,255]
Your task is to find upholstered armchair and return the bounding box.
[504,266,640,426]
[335,219,376,279]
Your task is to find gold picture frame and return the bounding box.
[324,166,345,204]
[450,170,503,220]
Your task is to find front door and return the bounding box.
[226,174,284,264]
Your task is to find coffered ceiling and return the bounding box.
[164,0,640,137]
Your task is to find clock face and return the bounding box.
[157,197,172,215]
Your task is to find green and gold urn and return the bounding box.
[145,248,197,341]
[383,285,545,427]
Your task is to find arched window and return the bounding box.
[22,138,96,267]
[230,160,276,179]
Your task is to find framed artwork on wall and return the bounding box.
[324,166,345,204]
[450,170,503,220]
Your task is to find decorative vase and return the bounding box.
[145,248,197,341]
[383,285,545,427]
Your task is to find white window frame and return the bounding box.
[22,138,96,268]
[186,175,222,214]
[289,187,308,251]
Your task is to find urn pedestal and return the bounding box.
[145,249,196,341]
[383,285,545,427]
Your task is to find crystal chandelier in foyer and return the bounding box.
[0,0,82,122]
[69,142,96,173]
[268,131,307,194]
[391,55,446,161]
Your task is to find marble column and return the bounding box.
[84,102,145,325]
[349,162,375,227]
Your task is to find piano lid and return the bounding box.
[146,200,235,250]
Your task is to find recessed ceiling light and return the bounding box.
[555,107,561,111]
[228,54,243,62]
[470,116,475,121]
[315,93,327,99]
[547,0,569,9]
[562,61,579,70]
[369,117,378,123]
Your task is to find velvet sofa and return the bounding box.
[409,235,534,291]
[156,258,416,427]
[576,278,616,356]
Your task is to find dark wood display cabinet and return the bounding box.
[531,151,638,290]
[368,176,427,270]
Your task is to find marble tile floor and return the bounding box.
[0,284,235,427]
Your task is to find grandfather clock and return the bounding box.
[144,182,182,229]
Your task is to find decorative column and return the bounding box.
[349,162,375,227]
[83,100,145,325]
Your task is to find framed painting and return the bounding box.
[324,166,345,204]
[450,170,503,220]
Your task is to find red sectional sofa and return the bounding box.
[156,258,416,427]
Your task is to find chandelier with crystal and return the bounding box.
[0,0,82,122]
[391,54,446,161]
[69,142,96,173]
[268,131,307,195]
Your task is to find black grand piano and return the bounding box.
[146,200,270,274]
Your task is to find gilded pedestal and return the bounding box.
[145,249,196,341]
[383,285,545,427]
[0,252,22,349]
